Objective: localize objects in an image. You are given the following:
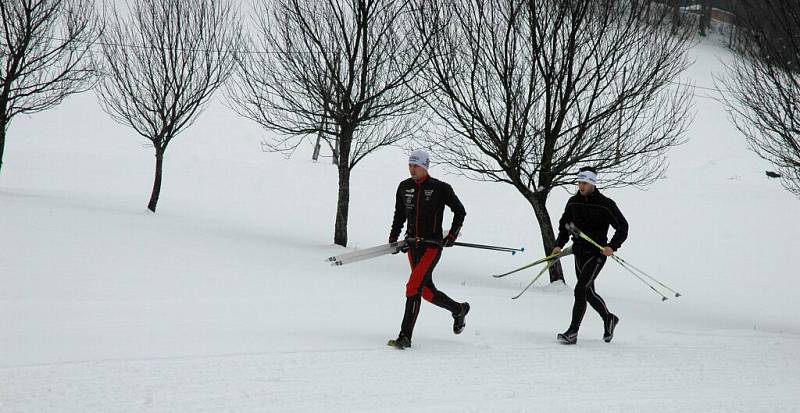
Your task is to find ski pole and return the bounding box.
[564,223,672,301]
[613,256,682,298]
[452,241,525,255]
[566,223,681,297]
[610,256,670,301]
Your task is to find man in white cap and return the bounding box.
[552,166,628,345]
[387,149,469,349]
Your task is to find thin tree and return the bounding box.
[95,0,242,212]
[717,0,800,198]
[414,0,694,282]
[227,0,428,247]
[0,0,100,175]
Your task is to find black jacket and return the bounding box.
[389,176,466,244]
[555,188,628,254]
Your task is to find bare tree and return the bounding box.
[414,0,694,282]
[96,0,242,212]
[0,0,100,175]
[717,0,800,198]
[227,0,428,247]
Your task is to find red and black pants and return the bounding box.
[399,244,460,339]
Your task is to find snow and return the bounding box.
[2,39,799,412]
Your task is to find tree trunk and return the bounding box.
[333,125,354,247]
[0,122,6,176]
[524,191,565,283]
[0,100,8,176]
[147,147,165,212]
[334,164,352,247]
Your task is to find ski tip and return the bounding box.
[675,293,682,298]
[520,247,525,252]
[511,251,516,256]
[661,297,668,302]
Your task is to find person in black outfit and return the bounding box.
[388,149,470,349]
[553,166,628,345]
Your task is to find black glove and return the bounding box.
[442,234,456,248]
[391,239,409,254]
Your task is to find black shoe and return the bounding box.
[557,330,578,345]
[453,302,470,334]
[603,314,619,343]
[388,335,411,349]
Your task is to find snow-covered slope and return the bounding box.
[2,39,798,412]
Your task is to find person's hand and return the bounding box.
[552,246,562,255]
[390,238,400,254]
[442,234,456,248]
[602,246,614,257]
[392,241,409,254]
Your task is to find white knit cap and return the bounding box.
[576,170,597,185]
[408,150,430,170]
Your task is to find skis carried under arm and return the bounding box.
[510,247,572,299]
[511,259,556,300]
[492,245,573,278]
[326,241,408,266]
